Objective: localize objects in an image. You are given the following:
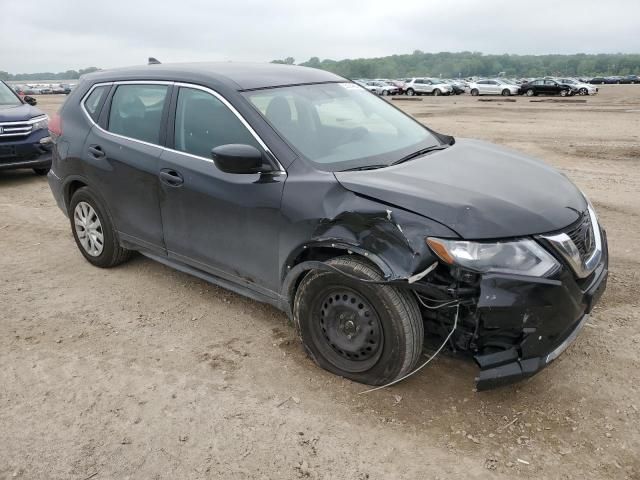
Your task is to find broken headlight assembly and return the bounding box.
[426,237,560,277]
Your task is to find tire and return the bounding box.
[293,256,424,386]
[501,89,510,96]
[526,89,535,97]
[69,187,132,268]
[579,88,588,95]
[433,89,441,96]
[33,167,50,176]
[406,88,415,96]
[381,89,389,96]
[470,89,479,96]
[560,89,568,97]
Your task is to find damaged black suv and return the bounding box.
[47,63,608,390]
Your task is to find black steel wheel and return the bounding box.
[294,256,424,386]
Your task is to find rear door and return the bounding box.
[82,82,171,254]
[158,85,285,294]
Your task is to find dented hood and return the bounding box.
[334,138,586,239]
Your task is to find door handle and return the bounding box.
[159,169,184,186]
[88,145,105,158]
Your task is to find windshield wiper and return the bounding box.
[390,144,449,166]
[341,164,388,172]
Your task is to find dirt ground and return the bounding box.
[1,85,639,480]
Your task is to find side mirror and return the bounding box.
[24,95,37,106]
[211,144,266,174]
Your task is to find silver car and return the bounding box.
[404,78,453,96]
[556,78,598,96]
[468,79,520,96]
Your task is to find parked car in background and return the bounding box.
[364,80,399,96]
[556,78,598,95]
[51,84,67,94]
[404,78,452,96]
[621,75,640,84]
[46,62,607,390]
[442,79,466,95]
[0,80,52,175]
[468,79,520,96]
[519,79,576,97]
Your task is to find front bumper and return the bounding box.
[473,231,608,390]
[0,129,52,171]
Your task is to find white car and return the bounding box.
[404,78,453,96]
[364,81,399,96]
[556,78,598,95]
[468,79,520,96]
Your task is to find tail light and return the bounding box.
[48,111,62,141]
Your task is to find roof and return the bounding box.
[82,62,345,91]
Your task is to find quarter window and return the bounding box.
[84,85,110,121]
[174,87,259,158]
[108,84,168,145]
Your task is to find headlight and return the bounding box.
[426,237,559,277]
[31,115,49,131]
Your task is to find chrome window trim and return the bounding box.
[80,80,286,174]
[539,205,603,279]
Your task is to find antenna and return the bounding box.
[148,57,161,65]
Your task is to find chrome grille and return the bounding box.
[566,212,595,261]
[0,121,33,138]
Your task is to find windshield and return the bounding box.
[0,82,23,107]
[243,82,441,171]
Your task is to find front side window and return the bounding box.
[108,84,168,145]
[0,81,22,107]
[244,82,440,171]
[84,85,110,121]
[174,87,259,158]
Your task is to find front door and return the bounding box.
[158,86,286,295]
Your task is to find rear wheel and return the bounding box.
[294,256,424,386]
[33,167,49,176]
[69,187,132,268]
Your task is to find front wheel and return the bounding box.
[501,89,510,96]
[560,89,568,97]
[470,89,479,96]
[294,256,424,386]
[526,89,535,97]
[381,89,389,96]
[579,88,588,95]
[69,187,132,268]
[433,89,441,96]
[406,88,415,96]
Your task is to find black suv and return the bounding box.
[47,63,608,390]
[0,81,52,175]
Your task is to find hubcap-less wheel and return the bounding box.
[74,201,104,257]
[312,288,383,373]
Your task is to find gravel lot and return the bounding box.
[1,86,639,479]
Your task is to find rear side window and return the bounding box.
[108,84,168,145]
[83,85,109,121]
[174,87,259,158]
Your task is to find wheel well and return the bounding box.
[65,180,87,207]
[286,246,382,306]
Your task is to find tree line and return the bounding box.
[272,52,640,78]
[0,67,100,81]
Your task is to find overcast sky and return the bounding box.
[2,0,639,73]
